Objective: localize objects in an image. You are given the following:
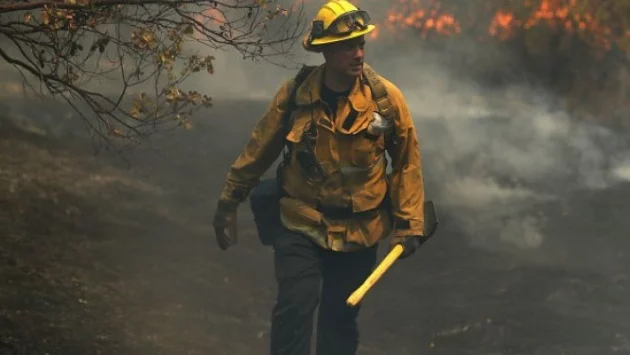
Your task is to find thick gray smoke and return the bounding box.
[368,44,630,253]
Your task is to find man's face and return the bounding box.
[323,36,366,77]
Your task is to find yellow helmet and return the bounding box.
[303,0,375,52]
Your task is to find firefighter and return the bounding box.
[212,1,426,354]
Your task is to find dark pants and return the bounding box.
[269,227,379,355]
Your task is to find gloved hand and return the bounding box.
[213,200,238,251]
[390,235,425,259]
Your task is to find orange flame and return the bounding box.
[299,0,629,57]
[488,0,615,52]
[381,1,461,38]
[489,11,518,40]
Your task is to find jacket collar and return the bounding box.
[294,64,372,113]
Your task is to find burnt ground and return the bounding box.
[1,98,630,355]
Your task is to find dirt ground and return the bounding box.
[1,98,630,355]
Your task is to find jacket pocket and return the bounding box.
[349,128,385,168]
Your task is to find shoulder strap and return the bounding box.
[279,64,316,166]
[362,63,396,121]
[281,65,316,138]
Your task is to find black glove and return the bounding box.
[390,235,425,259]
[213,200,238,250]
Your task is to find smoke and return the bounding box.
[365,41,630,253]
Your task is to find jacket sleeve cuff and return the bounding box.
[391,218,424,239]
[219,180,252,205]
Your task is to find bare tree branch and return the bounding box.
[0,0,308,148]
[0,0,262,14]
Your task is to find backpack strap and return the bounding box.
[362,63,397,122]
[281,64,316,160]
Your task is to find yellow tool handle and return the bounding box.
[346,244,404,307]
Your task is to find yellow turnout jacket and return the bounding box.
[218,63,425,251]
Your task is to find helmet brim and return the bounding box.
[308,24,376,47]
